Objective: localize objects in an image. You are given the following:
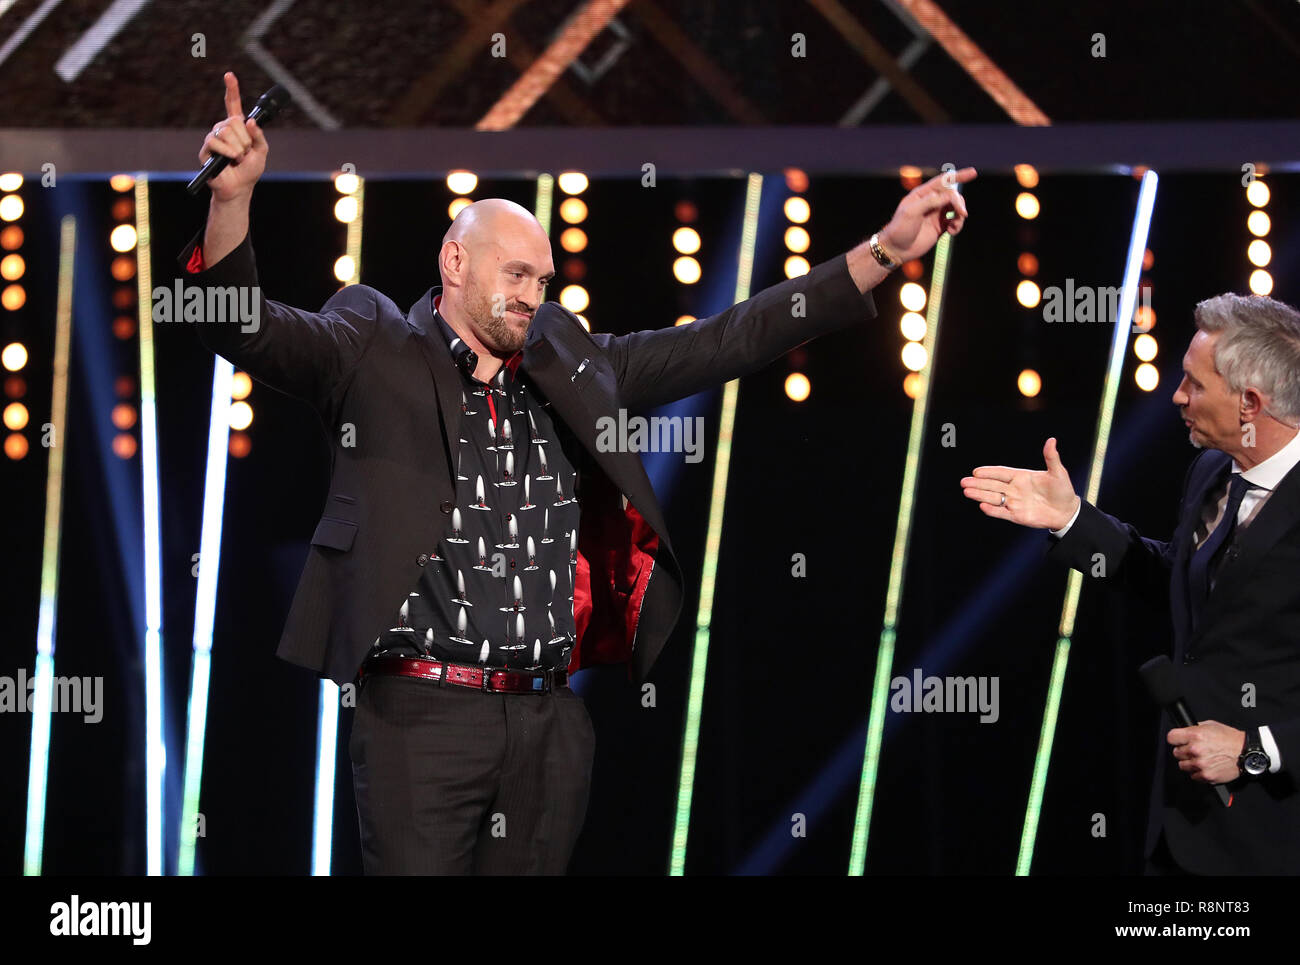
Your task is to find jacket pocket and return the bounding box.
[311,515,358,551]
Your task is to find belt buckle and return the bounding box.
[479,666,499,692]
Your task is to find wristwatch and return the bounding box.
[1237,726,1271,777]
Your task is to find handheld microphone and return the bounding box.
[187,84,291,196]
[1139,655,1232,808]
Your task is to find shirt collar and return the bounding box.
[432,291,523,378]
[1234,426,1300,492]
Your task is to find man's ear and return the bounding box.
[1241,387,1266,421]
[440,240,464,285]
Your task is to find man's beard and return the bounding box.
[467,274,529,354]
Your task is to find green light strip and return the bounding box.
[1016,170,1158,875]
[669,173,763,876]
[848,231,954,875]
[535,174,554,238]
[23,215,76,876]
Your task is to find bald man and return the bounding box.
[182,72,975,874]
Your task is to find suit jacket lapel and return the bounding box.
[523,313,672,549]
[1174,451,1230,651]
[1201,457,1300,626]
[406,288,463,489]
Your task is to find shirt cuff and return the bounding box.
[1259,725,1283,774]
[1049,500,1082,538]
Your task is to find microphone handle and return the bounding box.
[186,99,274,197]
[1171,699,1232,808]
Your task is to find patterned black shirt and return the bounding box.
[371,301,582,670]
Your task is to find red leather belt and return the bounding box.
[358,654,567,694]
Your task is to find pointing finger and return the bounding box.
[224,71,244,121]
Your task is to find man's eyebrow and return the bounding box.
[502,260,553,278]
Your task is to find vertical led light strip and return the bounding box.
[669,173,763,876]
[177,356,233,877]
[133,178,166,877]
[535,174,555,238]
[848,230,954,876]
[1015,170,1159,875]
[310,177,363,876]
[23,215,76,876]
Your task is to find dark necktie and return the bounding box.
[1188,471,1255,630]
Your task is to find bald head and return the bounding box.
[443,197,545,253]
[437,197,555,359]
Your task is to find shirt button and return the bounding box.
[439,500,454,514]
[417,554,429,566]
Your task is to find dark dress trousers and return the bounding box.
[1047,449,1300,874]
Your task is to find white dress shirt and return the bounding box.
[1050,427,1300,773]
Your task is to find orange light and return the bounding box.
[902,372,922,399]
[0,253,23,280]
[109,174,135,192]
[1014,164,1039,189]
[559,198,588,224]
[0,195,23,221]
[1015,193,1040,220]
[448,197,471,220]
[229,401,254,431]
[557,172,588,195]
[899,282,926,312]
[5,432,28,459]
[674,200,698,224]
[446,171,477,195]
[784,372,811,402]
[783,226,810,254]
[783,256,810,279]
[2,284,25,310]
[3,401,28,430]
[110,224,137,252]
[2,342,27,370]
[1017,252,1038,276]
[0,225,22,249]
[783,197,810,224]
[901,341,928,372]
[1133,306,1156,331]
[1135,362,1160,392]
[560,227,588,253]
[111,403,137,430]
[1016,279,1041,309]
[110,256,136,281]
[1142,248,1154,270]
[229,431,252,458]
[674,315,695,327]
[784,168,809,193]
[112,433,138,459]
[899,312,926,341]
[560,285,590,312]
[113,316,136,339]
[899,165,923,189]
[231,371,253,400]
[672,227,701,254]
[1134,333,1158,362]
[1017,368,1042,398]
[1246,180,1270,207]
[673,256,702,284]
[334,172,360,195]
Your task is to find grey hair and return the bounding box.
[1194,293,1300,423]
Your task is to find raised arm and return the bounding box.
[592,167,976,412]
[179,71,379,412]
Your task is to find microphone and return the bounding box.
[186,84,291,196]
[1139,655,1232,807]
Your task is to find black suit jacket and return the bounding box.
[179,230,875,687]
[1048,447,1300,873]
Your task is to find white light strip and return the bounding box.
[0,0,63,71]
[54,0,151,82]
[134,177,166,876]
[178,358,233,876]
[311,681,339,875]
[24,214,76,876]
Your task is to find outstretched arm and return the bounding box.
[594,167,976,412]
[961,437,1180,598]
